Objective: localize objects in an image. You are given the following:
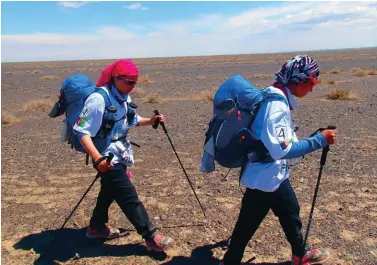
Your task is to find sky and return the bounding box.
[1,1,377,62]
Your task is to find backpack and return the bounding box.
[49,74,137,156]
[203,74,287,169]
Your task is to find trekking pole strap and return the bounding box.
[93,153,114,169]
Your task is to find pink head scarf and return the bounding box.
[96,59,139,87]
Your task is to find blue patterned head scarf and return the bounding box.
[274,55,320,85]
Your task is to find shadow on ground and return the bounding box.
[14,229,291,265]
[159,240,291,265]
[14,227,167,265]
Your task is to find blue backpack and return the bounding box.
[49,74,137,154]
[203,74,286,168]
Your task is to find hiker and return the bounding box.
[72,59,173,251]
[219,55,336,265]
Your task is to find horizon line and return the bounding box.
[2,46,377,64]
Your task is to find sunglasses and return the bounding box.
[116,75,137,85]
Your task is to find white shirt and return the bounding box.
[73,86,141,166]
[240,86,298,192]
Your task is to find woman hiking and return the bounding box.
[220,55,336,265]
[73,59,173,252]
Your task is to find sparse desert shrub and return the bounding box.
[131,87,145,97]
[195,90,216,103]
[318,79,336,85]
[23,99,54,111]
[328,67,342,74]
[40,75,59,80]
[5,72,14,75]
[325,88,359,100]
[138,74,153,84]
[144,94,162,104]
[2,112,21,124]
[368,69,377,75]
[353,68,367,77]
[32,70,43,74]
[351,67,377,77]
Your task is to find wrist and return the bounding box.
[92,153,102,162]
[317,132,328,147]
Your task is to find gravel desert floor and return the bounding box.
[2,48,377,265]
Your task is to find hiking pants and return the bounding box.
[223,178,307,264]
[90,164,156,239]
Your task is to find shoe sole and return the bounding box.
[308,255,330,265]
[146,241,174,252]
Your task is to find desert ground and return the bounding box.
[2,48,377,265]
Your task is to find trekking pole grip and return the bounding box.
[152,110,159,130]
[320,125,336,166]
[106,153,114,164]
[153,110,167,133]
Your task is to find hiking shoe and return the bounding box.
[86,225,120,239]
[145,233,173,252]
[292,248,330,265]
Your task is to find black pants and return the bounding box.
[223,179,307,264]
[90,164,156,240]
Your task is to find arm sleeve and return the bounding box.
[73,93,105,139]
[282,133,328,159]
[258,100,328,160]
[259,107,294,160]
[130,113,142,127]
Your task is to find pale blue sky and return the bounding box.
[1,1,377,62]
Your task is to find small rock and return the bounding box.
[160,214,167,220]
[154,216,160,220]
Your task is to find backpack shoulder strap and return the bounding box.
[126,101,137,125]
[261,89,289,105]
[247,89,289,129]
[93,87,118,137]
[95,87,112,109]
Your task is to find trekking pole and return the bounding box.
[221,168,232,182]
[301,125,336,264]
[59,153,114,230]
[39,153,114,262]
[153,110,207,217]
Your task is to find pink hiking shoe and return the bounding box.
[292,248,330,265]
[86,225,120,239]
[145,233,174,252]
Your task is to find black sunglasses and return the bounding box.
[116,76,137,85]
